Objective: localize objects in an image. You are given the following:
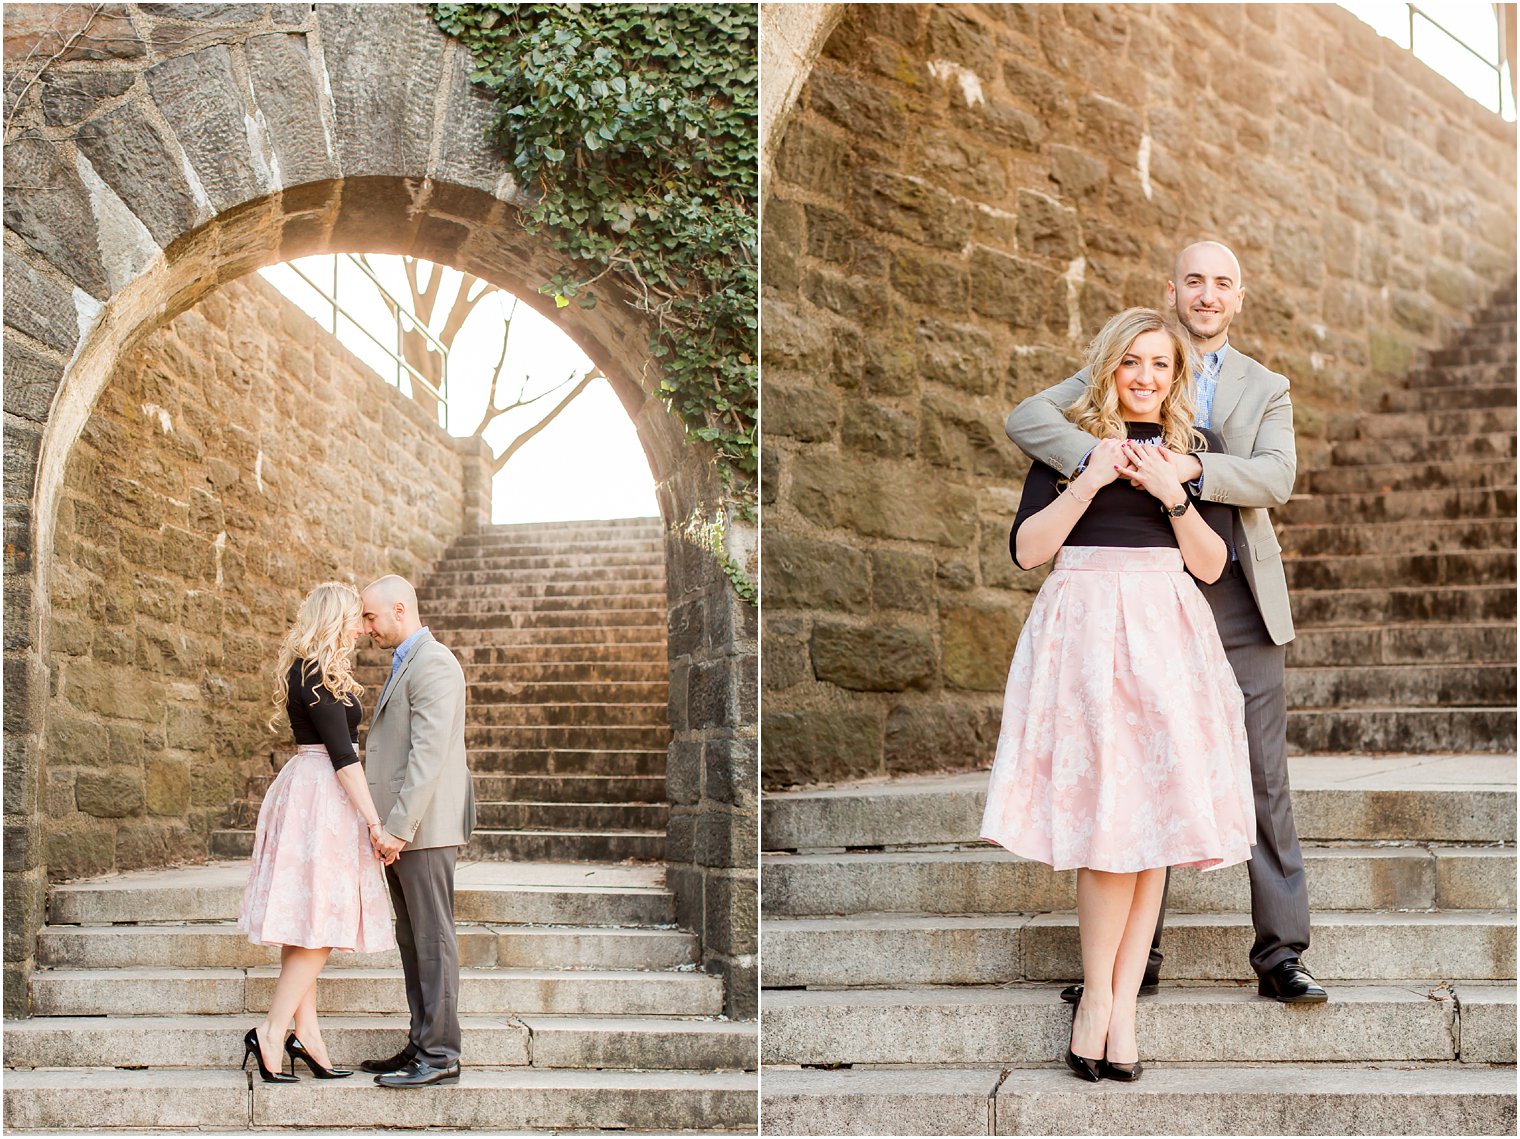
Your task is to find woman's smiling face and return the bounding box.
[1113,329,1176,423]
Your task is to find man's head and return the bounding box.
[1166,241,1244,352]
[361,575,422,650]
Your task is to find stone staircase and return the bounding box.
[1281,281,1517,754]
[759,756,1515,1134]
[3,518,759,1130]
[4,861,757,1131]
[216,517,671,864]
[757,287,1517,1133]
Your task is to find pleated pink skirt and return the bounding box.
[980,546,1255,873]
[237,745,395,953]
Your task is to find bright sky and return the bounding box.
[1338,1,1515,120]
[260,256,659,525]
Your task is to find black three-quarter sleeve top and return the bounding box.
[287,660,362,771]
[1011,423,1235,572]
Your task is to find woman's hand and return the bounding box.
[1119,441,1187,509]
[1071,437,1129,498]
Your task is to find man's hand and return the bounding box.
[371,828,406,865]
[1171,451,1203,483]
[1118,441,1187,508]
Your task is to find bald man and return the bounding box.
[1006,242,1324,1005]
[358,574,476,1085]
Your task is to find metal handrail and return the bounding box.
[283,253,449,420]
[1408,3,1507,114]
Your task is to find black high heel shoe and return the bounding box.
[1064,1001,1102,1082]
[286,1034,353,1079]
[1099,1057,1144,1082]
[242,1027,299,1083]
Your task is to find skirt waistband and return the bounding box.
[1053,545,1184,572]
[291,744,332,757]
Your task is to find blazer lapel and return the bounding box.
[373,630,434,719]
[1206,346,1250,436]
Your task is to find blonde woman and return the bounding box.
[237,582,395,1082]
[981,308,1254,1082]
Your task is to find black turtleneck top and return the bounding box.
[1011,423,1234,569]
[286,660,361,771]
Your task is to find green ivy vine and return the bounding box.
[431,3,758,513]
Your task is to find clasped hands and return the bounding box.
[368,823,406,865]
[1079,438,1197,509]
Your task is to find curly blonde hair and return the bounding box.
[1065,307,1205,455]
[270,582,365,731]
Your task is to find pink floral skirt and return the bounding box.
[980,546,1255,873]
[237,745,395,953]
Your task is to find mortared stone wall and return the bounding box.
[760,3,1518,788]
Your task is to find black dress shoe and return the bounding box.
[1060,979,1160,1005]
[1257,958,1328,1003]
[359,1045,417,1074]
[374,1057,462,1087]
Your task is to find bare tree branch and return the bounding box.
[490,367,602,476]
[4,5,106,141]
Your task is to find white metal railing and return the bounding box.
[284,253,450,424]
[1407,3,1510,114]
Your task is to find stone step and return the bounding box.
[357,665,667,689]
[1416,348,1513,375]
[1328,431,1514,466]
[2,1013,756,1073]
[1304,457,1514,494]
[3,1068,756,1133]
[426,608,665,630]
[759,911,1515,987]
[36,924,696,972]
[1287,623,1516,666]
[45,861,677,928]
[1283,549,1514,590]
[439,553,666,573]
[1379,383,1516,412]
[759,1065,1516,1136]
[761,757,1514,850]
[762,983,1514,1066]
[467,829,667,863]
[465,746,668,776]
[462,681,665,705]
[438,539,664,559]
[464,724,670,749]
[1292,583,1515,625]
[450,518,662,542]
[1284,664,1515,707]
[422,566,665,587]
[419,579,664,601]
[462,701,668,728]
[211,826,670,863]
[474,774,666,804]
[30,966,725,1017]
[761,845,1513,918]
[475,801,669,832]
[1280,518,1516,558]
[1354,406,1515,440]
[1275,486,1516,526]
[424,628,665,652]
[1286,707,1516,754]
[421,593,667,615]
[451,646,667,668]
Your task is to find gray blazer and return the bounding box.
[366,629,476,850]
[1005,344,1297,645]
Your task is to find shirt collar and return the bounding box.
[392,626,429,667]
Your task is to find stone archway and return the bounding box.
[4,4,755,1016]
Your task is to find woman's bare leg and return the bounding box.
[1073,868,1138,1059]
[1105,867,1167,1064]
[291,972,334,1068]
[257,946,331,1071]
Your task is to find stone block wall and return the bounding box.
[42,272,491,878]
[761,3,1518,788]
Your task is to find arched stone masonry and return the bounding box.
[4,4,756,1017]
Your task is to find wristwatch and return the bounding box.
[1162,499,1190,518]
